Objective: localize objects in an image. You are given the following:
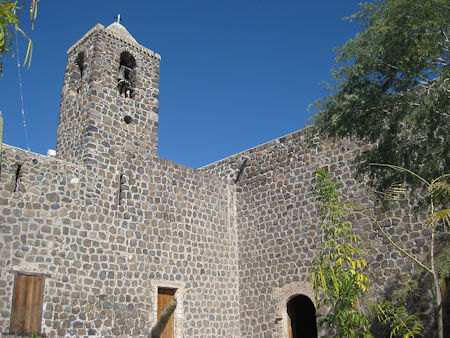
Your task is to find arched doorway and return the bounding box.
[287,294,317,338]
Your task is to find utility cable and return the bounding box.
[15,31,31,152]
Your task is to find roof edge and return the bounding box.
[67,23,161,60]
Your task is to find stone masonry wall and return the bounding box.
[1,132,431,337]
[202,128,429,337]
[0,144,241,337]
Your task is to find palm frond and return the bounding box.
[427,209,450,228]
[429,181,450,201]
[372,182,406,201]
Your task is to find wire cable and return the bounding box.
[15,31,31,152]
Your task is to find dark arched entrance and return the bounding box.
[287,294,317,338]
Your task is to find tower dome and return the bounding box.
[105,21,137,44]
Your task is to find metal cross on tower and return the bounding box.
[114,14,123,24]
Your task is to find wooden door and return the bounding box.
[157,287,176,338]
[10,274,43,335]
[288,314,293,338]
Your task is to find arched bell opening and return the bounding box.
[287,294,317,338]
[118,51,136,98]
[75,51,85,93]
[75,52,85,78]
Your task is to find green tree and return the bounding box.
[311,169,372,337]
[365,164,449,338]
[310,0,450,191]
[0,0,38,156]
[371,293,424,338]
[0,0,38,69]
[312,166,448,337]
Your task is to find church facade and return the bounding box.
[0,22,428,337]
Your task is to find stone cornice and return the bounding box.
[67,23,104,55]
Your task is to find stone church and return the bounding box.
[0,21,428,337]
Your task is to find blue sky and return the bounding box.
[1,0,361,168]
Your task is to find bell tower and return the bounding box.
[56,21,161,168]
